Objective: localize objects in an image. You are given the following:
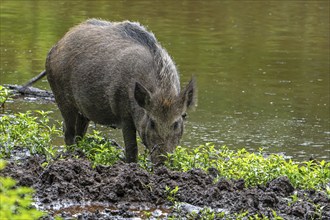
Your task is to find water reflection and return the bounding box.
[1,0,329,160]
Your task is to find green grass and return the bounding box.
[165,144,330,192]
[75,130,124,167]
[0,110,61,160]
[0,85,12,110]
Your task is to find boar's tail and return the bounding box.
[18,70,47,94]
[22,70,47,88]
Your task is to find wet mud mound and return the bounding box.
[1,156,329,219]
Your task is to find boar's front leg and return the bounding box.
[122,120,138,163]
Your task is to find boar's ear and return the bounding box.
[180,77,197,111]
[134,82,152,110]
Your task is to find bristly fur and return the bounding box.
[84,19,179,94]
[116,21,180,93]
[86,18,112,26]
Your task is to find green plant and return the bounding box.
[76,130,124,166]
[169,203,283,220]
[232,210,278,220]
[248,213,270,220]
[326,186,330,197]
[288,191,299,206]
[0,86,12,110]
[138,149,153,172]
[0,160,45,220]
[0,110,61,160]
[165,185,179,204]
[142,210,152,219]
[234,210,249,219]
[165,145,330,193]
[186,207,217,220]
[198,207,216,220]
[167,202,183,220]
[313,203,325,219]
[271,210,284,220]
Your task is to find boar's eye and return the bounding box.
[173,121,179,130]
[182,113,187,120]
[150,119,156,130]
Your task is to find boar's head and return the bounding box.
[134,78,196,165]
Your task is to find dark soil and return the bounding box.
[1,155,329,219]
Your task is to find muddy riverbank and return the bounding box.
[1,153,329,219]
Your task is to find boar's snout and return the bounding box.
[149,143,174,166]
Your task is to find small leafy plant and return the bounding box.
[288,191,299,206]
[0,110,61,160]
[194,207,217,220]
[138,148,153,172]
[0,86,12,110]
[76,130,124,166]
[165,144,330,193]
[0,160,45,220]
[165,185,179,204]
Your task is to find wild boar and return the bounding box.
[31,19,197,165]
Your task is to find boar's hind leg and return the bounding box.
[75,113,90,140]
[62,110,77,146]
[122,120,138,163]
[62,111,89,145]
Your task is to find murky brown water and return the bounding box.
[1,0,329,160]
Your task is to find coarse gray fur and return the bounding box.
[33,19,197,164]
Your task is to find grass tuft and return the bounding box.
[0,111,61,160]
[165,144,330,192]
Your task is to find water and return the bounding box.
[1,0,329,161]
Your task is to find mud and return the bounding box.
[1,155,329,219]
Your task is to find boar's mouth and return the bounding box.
[149,143,167,166]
